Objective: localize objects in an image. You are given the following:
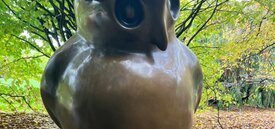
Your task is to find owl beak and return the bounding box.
[150,0,169,51]
[151,22,169,51]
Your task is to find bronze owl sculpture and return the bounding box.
[40,0,203,129]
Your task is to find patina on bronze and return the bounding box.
[41,0,203,129]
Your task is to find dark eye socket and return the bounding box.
[115,0,144,28]
[84,0,101,2]
[84,0,103,4]
[168,0,180,20]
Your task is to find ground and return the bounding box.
[194,107,275,128]
[0,107,274,129]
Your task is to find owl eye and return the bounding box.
[115,0,144,28]
[168,0,180,20]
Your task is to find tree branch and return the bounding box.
[0,93,34,111]
[186,0,226,46]
[12,35,50,58]
[0,55,44,70]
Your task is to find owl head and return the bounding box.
[74,0,180,51]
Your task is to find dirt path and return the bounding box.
[194,107,275,128]
[0,112,58,129]
[0,107,274,129]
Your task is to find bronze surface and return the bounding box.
[41,0,203,129]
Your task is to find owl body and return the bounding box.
[41,0,202,129]
[41,34,201,129]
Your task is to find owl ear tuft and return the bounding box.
[168,0,180,20]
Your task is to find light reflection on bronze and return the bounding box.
[41,0,202,129]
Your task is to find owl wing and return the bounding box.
[40,34,89,127]
[193,62,203,112]
[180,42,203,112]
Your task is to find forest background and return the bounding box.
[0,0,274,114]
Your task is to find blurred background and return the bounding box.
[0,0,274,128]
